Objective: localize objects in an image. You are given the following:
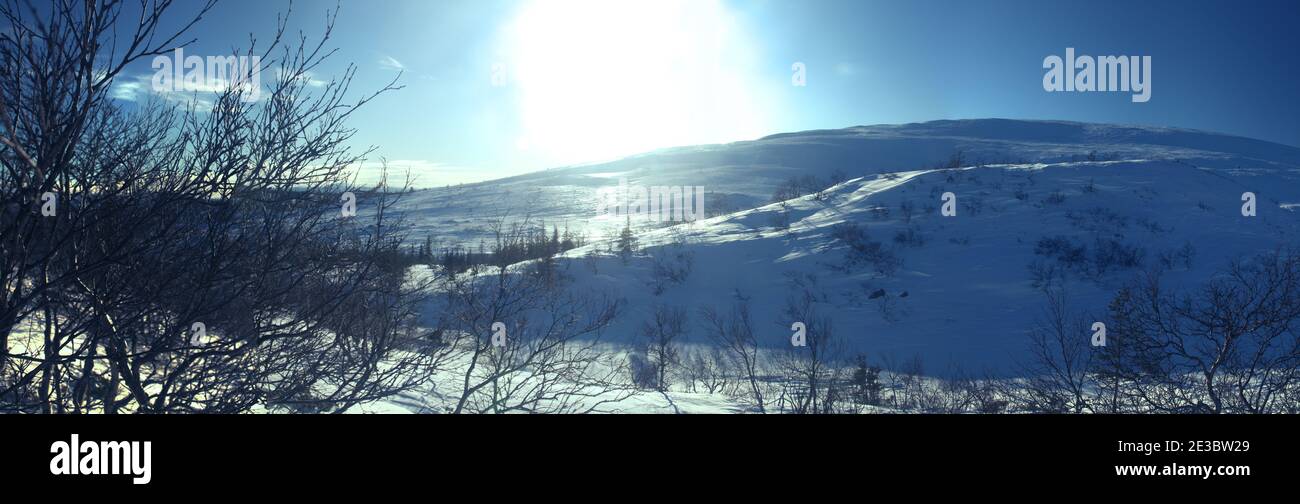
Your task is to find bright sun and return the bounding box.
[501,0,767,165]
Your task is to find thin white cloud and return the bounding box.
[277,68,327,87]
[107,67,266,109]
[110,79,145,101]
[378,55,405,71]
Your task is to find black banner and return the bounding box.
[1,414,1291,495]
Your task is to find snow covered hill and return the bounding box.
[565,159,1300,373]
[396,119,1300,376]
[394,119,1300,249]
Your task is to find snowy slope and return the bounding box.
[393,119,1300,249]
[560,159,1300,373]
[396,119,1300,375]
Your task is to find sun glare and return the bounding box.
[501,0,767,165]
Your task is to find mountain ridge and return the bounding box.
[396,118,1300,375]
[394,118,1300,251]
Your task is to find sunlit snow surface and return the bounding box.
[382,119,1300,395]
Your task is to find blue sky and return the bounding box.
[114,0,1300,185]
